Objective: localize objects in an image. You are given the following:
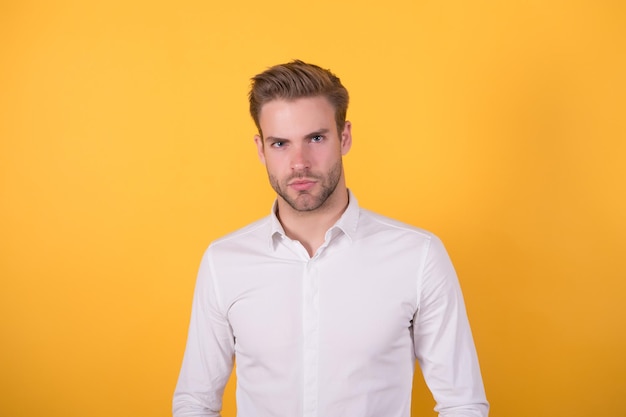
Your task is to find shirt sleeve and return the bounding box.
[413,236,489,417]
[173,247,235,417]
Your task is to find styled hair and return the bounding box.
[249,60,349,137]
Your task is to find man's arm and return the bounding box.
[413,236,489,417]
[173,247,235,417]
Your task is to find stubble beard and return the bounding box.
[268,159,343,212]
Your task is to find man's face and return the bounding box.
[255,96,352,212]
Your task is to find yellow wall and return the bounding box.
[1,1,624,416]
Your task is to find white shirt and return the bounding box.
[173,192,488,417]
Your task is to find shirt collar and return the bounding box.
[268,189,361,250]
[269,201,286,247]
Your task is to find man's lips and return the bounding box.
[288,179,317,191]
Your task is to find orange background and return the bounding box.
[1,1,625,416]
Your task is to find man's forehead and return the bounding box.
[258,96,336,136]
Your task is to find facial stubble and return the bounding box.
[268,159,343,212]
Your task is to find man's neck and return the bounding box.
[276,186,349,257]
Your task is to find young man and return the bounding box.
[173,60,488,417]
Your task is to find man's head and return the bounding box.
[249,60,349,138]
[249,61,353,214]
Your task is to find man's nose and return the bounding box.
[291,145,310,170]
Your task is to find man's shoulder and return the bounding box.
[358,208,438,243]
[208,215,272,250]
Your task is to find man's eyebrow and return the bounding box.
[265,128,331,142]
[305,128,330,139]
[265,135,289,142]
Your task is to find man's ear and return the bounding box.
[254,134,266,165]
[340,121,352,156]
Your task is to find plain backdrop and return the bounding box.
[1,1,625,416]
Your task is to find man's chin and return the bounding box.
[285,193,323,212]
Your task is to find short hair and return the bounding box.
[249,60,349,137]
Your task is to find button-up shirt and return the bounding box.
[173,192,488,417]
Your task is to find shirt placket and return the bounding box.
[302,258,320,417]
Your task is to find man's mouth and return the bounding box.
[289,179,317,191]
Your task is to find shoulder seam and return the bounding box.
[360,209,434,240]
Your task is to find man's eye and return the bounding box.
[271,141,284,148]
[311,135,323,143]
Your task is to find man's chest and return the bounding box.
[219,249,420,361]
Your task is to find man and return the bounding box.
[173,60,488,417]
